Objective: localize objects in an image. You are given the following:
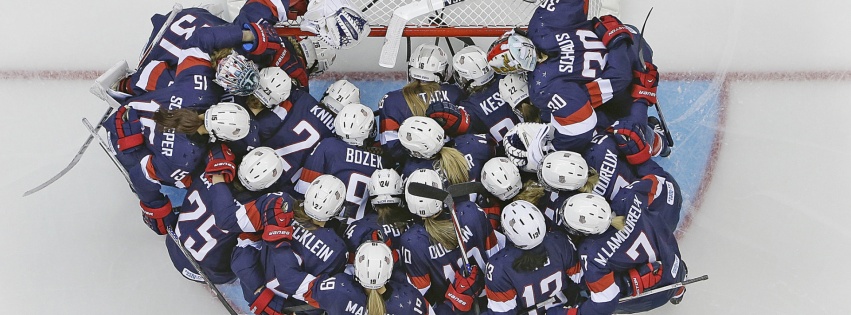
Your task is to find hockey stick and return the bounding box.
[166,226,240,315]
[22,61,133,197]
[138,3,183,68]
[635,8,674,148]
[619,274,708,302]
[81,118,137,194]
[378,0,466,68]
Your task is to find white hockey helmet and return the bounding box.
[304,174,347,222]
[487,30,537,74]
[254,67,293,108]
[398,116,445,159]
[238,147,284,191]
[354,240,394,290]
[405,169,445,218]
[369,169,404,206]
[408,44,451,83]
[321,79,361,114]
[334,103,375,146]
[452,46,495,88]
[299,36,337,76]
[501,200,547,250]
[559,193,613,235]
[499,73,530,109]
[538,151,589,191]
[481,157,522,201]
[204,102,251,141]
[215,52,260,96]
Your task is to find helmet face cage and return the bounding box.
[487,30,537,75]
[354,241,394,290]
[215,53,260,96]
[238,147,284,191]
[204,102,251,142]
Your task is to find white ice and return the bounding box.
[1,0,849,314]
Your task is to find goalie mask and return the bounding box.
[215,52,260,96]
[238,147,284,191]
[321,79,361,114]
[299,37,337,76]
[487,30,537,74]
[538,151,589,191]
[304,174,347,222]
[501,200,546,250]
[204,102,251,142]
[481,157,522,201]
[499,73,531,109]
[398,116,445,160]
[452,46,495,89]
[408,44,451,83]
[334,103,375,146]
[368,169,404,206]
[354,241,394,290]
[254,67,292,108]
[559,193,613,235]
[405,168,444,218]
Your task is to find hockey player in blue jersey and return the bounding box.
[378,44,465,166]
[398,117,493,186]
[483,200,584,315]
[166,146,289,283]
[398,169,500,313]
[499,73,542,124]
[349,241,438,315]
[295,104,381,222]
[319,79,361,115]
[103,102,252,235]
[552,192,688,315]
[344,169,413,283]
[479,157,526,229]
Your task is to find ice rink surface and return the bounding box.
[1,0,850,314]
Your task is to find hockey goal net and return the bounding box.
[277,0,540,37]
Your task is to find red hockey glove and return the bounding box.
[115,106,144,152]
[594,15,633,47]
[141,201,176,235]
[262,224,295,243]
[250,288,284,315]
[608,123,651,165]
[631,62,659,105]
[244,22,283,56]
[624,261,664,297]
[426,101,470,136]
[204,143,237,184]
[445,265,483,312]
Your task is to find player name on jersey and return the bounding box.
[293,225,336,262]
[594,195,643,266]
[345,148,382,168]
[593,149,620,196]
[309,105,336,132]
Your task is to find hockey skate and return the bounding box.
[648,116,671,157]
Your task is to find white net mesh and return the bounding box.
[282,0,540,30]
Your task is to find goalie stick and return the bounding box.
[22,60,132,197]
[81,118,137,194]
[635,7,674,148]
[138,3,183,68]
[166,226,240,315]
[378,0,466,68]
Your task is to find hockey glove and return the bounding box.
[608,122,651,165]
[594,15,633,47]
[262,224,295,243]
[503,123,555,173]
[623,261,664,297]
[204,143,237,184]
[631,62,659,105]
[244,22,283,56]
[141,201,177,235]
[445,265,483,312]
[426,101,470,136]
[115,106,144,152]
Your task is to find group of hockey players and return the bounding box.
[99,0,691,314]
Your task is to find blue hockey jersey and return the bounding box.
[459,75,523,143]
[295,137,382,222]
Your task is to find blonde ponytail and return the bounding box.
[511,180,545,205]
[436,147,470,185]
[366,289,386,315]
[424,216,458,250]
[611,216,626,231]
[209,48,234,70]
[292,202,319,231]
[578,168,600,194]
[402,81,440,116]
